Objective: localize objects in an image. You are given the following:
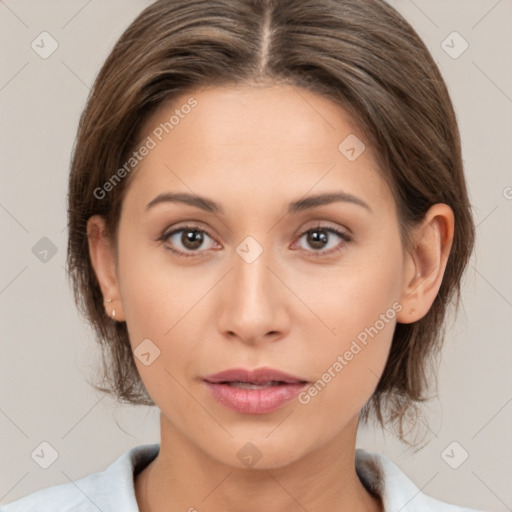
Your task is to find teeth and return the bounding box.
[227,380,282,389]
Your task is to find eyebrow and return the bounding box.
[145,190,371,214]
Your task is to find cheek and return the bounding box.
[296,239,403,409]
[115,232,227,411]
[295,295,399,428]
[116,223,178,319]
[297,232,403,340]
[116,232,202,359]
[116,242,203,413]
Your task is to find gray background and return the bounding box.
[0,0,511,510]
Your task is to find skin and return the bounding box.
[87,84,454,512]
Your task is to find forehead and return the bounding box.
[140,84,362,152]
[123,84,391,213]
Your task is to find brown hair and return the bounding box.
[66,0,475,444]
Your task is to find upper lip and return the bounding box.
[203,367,308,384]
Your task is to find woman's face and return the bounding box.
[102,84,413,468]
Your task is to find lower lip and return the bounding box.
[204,381,307,414]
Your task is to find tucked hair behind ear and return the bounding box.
[66,0,475,444]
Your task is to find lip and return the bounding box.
[203,367,309,414]
[204,367,307,384]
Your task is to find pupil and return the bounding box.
[308,230,327,249]
[182,230,203,249]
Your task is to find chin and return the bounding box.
[200,432,314,471]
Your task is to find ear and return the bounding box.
[87,215,125,322]
[396,203,454,324]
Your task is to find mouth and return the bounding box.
[203,367,309,414]
[215,380,298,389]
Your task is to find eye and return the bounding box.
[294,224,352,256]
[159,223,352,258]
[159,224,218,257]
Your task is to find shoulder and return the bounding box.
[0,443,160,512]
[355,448,487,512]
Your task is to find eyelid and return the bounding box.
[165,223,212,236]
[295,220,352,238]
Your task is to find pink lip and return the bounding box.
[203,367,308,415]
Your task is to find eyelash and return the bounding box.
[158,223,352,259]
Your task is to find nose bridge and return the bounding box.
[233,237,274,314]
[218,235,287,341]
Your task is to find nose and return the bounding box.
[217,243,291,346]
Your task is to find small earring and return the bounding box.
[105,299,116,320]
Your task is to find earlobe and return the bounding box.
[87,215,125,322]
[396,204,454,324]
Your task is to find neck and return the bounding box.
[135,413,382,512]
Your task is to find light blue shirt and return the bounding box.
[0,443,486,511]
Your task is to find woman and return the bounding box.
[1,0,487,510]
